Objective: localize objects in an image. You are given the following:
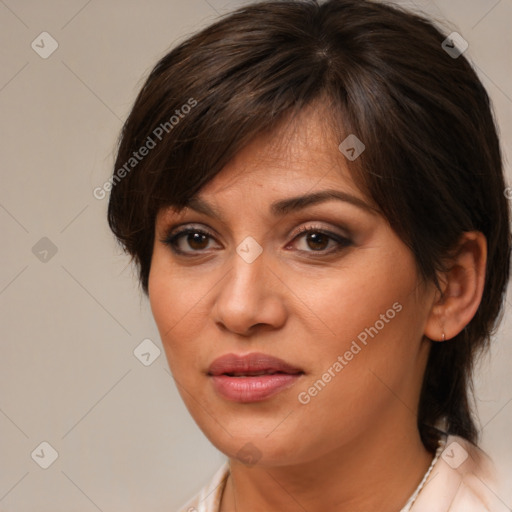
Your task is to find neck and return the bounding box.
[220,416,433,512]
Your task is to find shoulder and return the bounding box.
[176,461,230,512]
[412,434,507,512]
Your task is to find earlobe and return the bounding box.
[424,231,487,342]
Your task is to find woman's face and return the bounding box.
[149,108,436,467]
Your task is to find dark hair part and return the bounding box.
[107,0,511,451]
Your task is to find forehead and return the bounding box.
[201,105,361,198]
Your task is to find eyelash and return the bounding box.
[161,224,353,257]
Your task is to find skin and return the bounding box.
[148,104,487,512]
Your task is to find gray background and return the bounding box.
[1,0,511,511]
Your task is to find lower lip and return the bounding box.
[210,373,302,402]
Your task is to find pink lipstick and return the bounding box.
[207,352,304,402]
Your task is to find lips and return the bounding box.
[207,352,304,403]
[207,352,304,377]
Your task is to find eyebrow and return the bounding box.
[183,189,379,220]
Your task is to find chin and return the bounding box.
[198,418,313,467]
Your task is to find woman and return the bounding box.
[107,0,510,510]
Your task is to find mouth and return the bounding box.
[207,352,304,377]
[207,352,304,402]
[219,370,299,377]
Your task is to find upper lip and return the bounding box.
[207,352,304,377]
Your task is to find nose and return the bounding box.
[212,249,287,337]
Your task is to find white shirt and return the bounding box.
[177,435,507,512]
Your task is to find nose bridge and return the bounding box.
[223,232,266,294]
[220,245,267,312]
[213,241,286,335]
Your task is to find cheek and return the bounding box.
[148,253,215,367]
[290,252,419,352]
[148,262,179,338]
[288,246,426,412]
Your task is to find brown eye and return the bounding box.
[162,227,219,254]
[290,226,353,255]
[304,232,330,251]
[187,232,209,250]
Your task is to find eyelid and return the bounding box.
[163,222,217,239]
[163,219,351,240]
[290,222,352,241]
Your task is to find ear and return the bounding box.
[424,231,487,342]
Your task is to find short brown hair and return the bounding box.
[107,0,511,452]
